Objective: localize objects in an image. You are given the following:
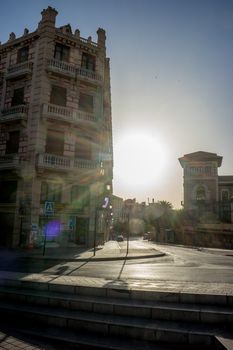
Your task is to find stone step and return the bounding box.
[0,300,227,347]
[1,272,232,306]
[215,334,233,350]
[0,322,206,350]
[0,285,232,324]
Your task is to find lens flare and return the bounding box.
[44,220,61,240]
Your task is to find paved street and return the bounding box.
[1,239,233,284]
[47,242,233,283]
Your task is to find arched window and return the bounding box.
[196,186,206,201]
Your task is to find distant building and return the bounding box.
[112,195,124,224]
[0,7,113,248]
[179,151,233,223]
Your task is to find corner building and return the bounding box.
[0,7,113,248]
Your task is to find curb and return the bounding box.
[21,252,166,262]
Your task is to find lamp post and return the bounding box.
[19,204,26,246]
[126,209,130,255]
[93,207,98,256]
[124,200,134,255]
[93,183,111,256]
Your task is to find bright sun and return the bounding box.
[114,132,166,189]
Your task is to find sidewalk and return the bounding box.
[0,240,165,262]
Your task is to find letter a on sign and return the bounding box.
[44,201,54,215]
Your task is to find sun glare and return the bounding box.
[114,132,166,189]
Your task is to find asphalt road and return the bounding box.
[1,240,233,284]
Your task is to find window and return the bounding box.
[11,88,24,106]
[5,130,20,154]
[71,185,89,209]
[75,138,92,159]
[41,182,62,202]
[205,167,212,175]
[54,43,70,62]
[196,186,206,201]
[45,129,64,156]
[81,53,95,71]
[17,46,29,63]
[50,85,67,106]
[0,181,17,203]
[221,190,229,201]
[79,93,93,113]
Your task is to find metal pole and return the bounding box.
[93,208,98,256]
[126,212,129,255]
[19,215,23,246]
[42,215,47,256]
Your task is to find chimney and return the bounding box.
[38,6,58,30]
[97,28,106,48]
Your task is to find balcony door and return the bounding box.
[45,130,64,156]
[0,213,14,247]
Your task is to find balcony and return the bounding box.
[37,153,99,173]
[42,103,97,127]
[37,153,72,172]
[47,59,102,84]
[0,154,20,170]
[0,105,28,123]
[74,158,98,169]
[76,67,102,84]
[47,59,76,79]
[6,62,33,80]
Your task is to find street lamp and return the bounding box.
[124,200,134,255]
[93,182,112,256]
[19,203,26,246]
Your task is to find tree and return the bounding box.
[157,200,173,211]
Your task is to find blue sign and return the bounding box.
[44,201,54,215]
[68,216,76,230]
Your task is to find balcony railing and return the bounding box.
[6,61,33,80]
[76,110,97,123]
[74,158,98,169]
[47,59,76,78]
[37,153,99,172]
[47,59,102,83]
[0,104,28,123]
[76,67,102,82]
[0,154,20,169]
[42,104,97,126]
[37,153,71,171]
[79,37,98,48]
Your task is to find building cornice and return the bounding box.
[55,31,99,55]
[0,31,40,54]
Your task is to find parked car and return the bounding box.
[117,234,124,242]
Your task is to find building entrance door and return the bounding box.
[0,213,14,247]
[75,218,89,245]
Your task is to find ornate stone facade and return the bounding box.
[179,151,233,223]
[0,7,113,247]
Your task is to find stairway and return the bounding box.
[0,274,232,349]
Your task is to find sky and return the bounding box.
[1,0,233,208]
